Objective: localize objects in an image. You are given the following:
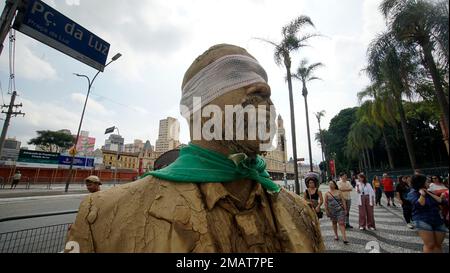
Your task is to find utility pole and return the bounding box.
[0,91,25,156]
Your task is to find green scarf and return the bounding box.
[141,143,280,193]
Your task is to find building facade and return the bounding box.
[102,149,139,170]
[155,117,180,153]
[102,134,125,152]
[0,138,21,161]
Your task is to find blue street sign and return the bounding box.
[59,155,94,169]
[13,0,110,71]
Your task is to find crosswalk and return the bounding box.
[318,190,449,253]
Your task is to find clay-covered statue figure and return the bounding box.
[65,44,325,253]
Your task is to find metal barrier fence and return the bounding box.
[0,177,133,190]
[0,210,78,253]
[367,166,449,184]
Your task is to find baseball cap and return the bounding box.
[85,175,102,185]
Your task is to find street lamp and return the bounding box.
[105,126,120,186]
[64,53,122,193]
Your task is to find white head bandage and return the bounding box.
[180,54,268,116]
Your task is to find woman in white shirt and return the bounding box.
[356,174,376,230]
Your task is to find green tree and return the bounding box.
[366,31,419,170]
[381,0,449,144]
[28,130,74,153]
[292,59,324,172]
[357,84,398,169]
[323,107,358,173]
[257,16,319,193]
[314,110,326,163]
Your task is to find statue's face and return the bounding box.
[200,82,276,155]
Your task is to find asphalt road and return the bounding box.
[0,195,86,233]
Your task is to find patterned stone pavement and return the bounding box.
[317,185,450,253]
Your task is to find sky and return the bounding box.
[0,0,387,165]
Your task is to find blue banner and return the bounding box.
[13,0,110,71]
[59,155,94,168]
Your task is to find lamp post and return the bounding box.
[64,53,122,193]
[105,126,120,186]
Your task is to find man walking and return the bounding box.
[382,173,396,207]
[337,172,353,229]
[11,170,21,189]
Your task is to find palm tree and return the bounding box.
[357,84,398,169]
[314,110,326,163]
[292,59,323,172]
[381,0,449,149]
[257,16,319,194]
[346,120,380,172]
[366,31,419,170]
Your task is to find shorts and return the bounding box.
[413,220,448,233]
[384,191,394,198]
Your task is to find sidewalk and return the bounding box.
[0,183,119,199]
[318,184,449,253]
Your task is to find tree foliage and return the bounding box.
[28,130,74,153]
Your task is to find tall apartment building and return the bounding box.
[102,134,125,152]
[155,117,180,153]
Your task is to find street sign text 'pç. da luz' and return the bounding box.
[12,0,110,71]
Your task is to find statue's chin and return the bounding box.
[218,140,261,157]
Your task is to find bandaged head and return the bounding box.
[180,44,268,116]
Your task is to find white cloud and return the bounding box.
[0,35,57,81]
[70,92,111,115]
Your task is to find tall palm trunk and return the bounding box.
[302,87,314,172]
[285,58,301,194]
[370,149,376,170]
[439,113,449,154]
[421,40,449,133]
[365,148,372,171]
[382,128,395,169]
[394,93,417,170]
[361,151,368,172]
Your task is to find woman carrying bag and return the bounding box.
[304,172,324,219]
[324,180,349,244]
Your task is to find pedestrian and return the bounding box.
[337,172,353,229]
[350,175,356,188]
[407,174,448,253]
[382,173,396,207]
[304,172,324,220]
[11,170,21,189]
[356,174,376,231]
[85,175,102,193]
[396,176,414,229]
[372,175,382,206]
[429,175,448,196]
[324,180,349,244]
[441,189,449,228]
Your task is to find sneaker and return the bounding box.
[343,240,349,245]
[368,227,376,231]
[407,223,414,229]
[359,227,365,230]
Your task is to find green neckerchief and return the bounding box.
[140,143,280,193]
